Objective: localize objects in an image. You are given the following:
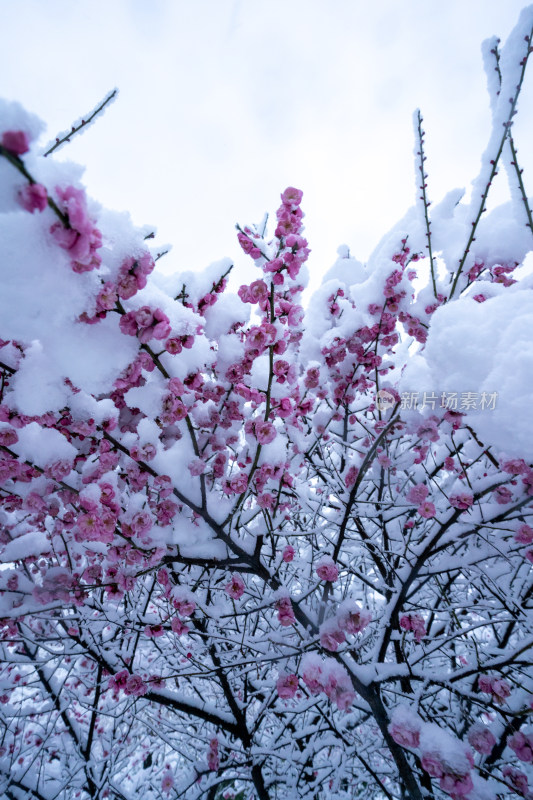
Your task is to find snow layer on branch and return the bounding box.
[421,287,533,460]
[153,258,233,304]
[0,531,51,565]
[472,200,533,267]
[8,316,138,415]
[12,421,77,466]
[203,292,249,338]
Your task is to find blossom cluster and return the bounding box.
[300,653,356,711]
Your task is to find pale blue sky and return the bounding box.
[1,0,532,290]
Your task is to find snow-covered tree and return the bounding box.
[2,8,533,800]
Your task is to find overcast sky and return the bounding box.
[1,0,532,291]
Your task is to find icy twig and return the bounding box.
[43,88,118,157]
[449,10,533,298]
[414,110,437,298]
[485,38,533,236]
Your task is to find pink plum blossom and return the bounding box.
[225,574,245,599]
[421,751,444,778]
[171,618,189,636]
[509,731,533,763]
[418,501,436,518]
[174,595,196,617]
[161,772,174,793]
[319,621,346,652]
[389,720,420,749]
[207,739,219,771]
[416,419,439,442]
[339,604,372,635]
[316,557,339,582]
[345,465,359,488]
[478,674,511,704]
[229,472,248,494]
[301,655,324,694]
[493,485,513,504]
[281,186,303,206]
[406,484,429,504]
[467,724,496,755]
[109,669,129,693]
[188,458,207,476]
[277,596,296,626]
[399,613,426,643]
[515,524,533,544]
[277,673,299,699]
[255,420,277,445]
[124,674,148,696]
[282,545,295,562]
[439,771,473,796]
[503,766,529,795]
[449,493,474,510]
[322,664,355,711]
[0,427,18,446]
[18,183,47,213]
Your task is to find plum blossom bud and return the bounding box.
[207,738,219,771]
[1,130,30,154]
